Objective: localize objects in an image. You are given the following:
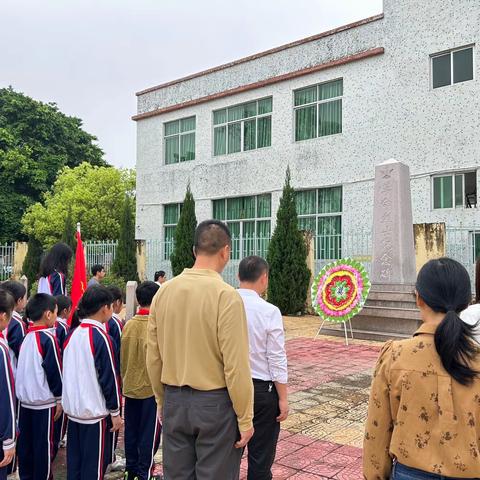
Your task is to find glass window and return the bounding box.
[453,47,474,84]
[163,203,182,259]
[296,187,343,259]
[164,116,196,164]
[473,233,480,262]
[213,97,273,156]
[432,46,474,89]
[213,194,272,258]
[294,79,343,142]
[433,172,477,209]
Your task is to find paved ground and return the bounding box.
[10,316,382,479]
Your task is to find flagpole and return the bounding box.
[77,222,81,234]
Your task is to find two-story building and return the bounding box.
[134,0,479,282]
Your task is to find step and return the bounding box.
[319,325,412,342]
[358,306,421,320]
[370,283,416,294]
[368,291,416,303]
[366,299,417,309]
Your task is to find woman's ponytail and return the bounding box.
[417,258,479,386]
[434,310,479,385]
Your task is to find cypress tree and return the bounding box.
[267,167,310,314]
[22,237,43,294]
[111,196,138,281]
[171,184,197,277]
[61,206,77,251]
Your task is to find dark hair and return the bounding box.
[0,290,15,316]
[1,280,26,303]
[476,259,480,304]
[106,285,123,303]
[70,309,81,330]
[26,294,57,322]
[194,220,231,255]
[55,295,72,314]
[39,243,73,276]
[77,285,113,319]
[136,281,160,307]
[416,258,479,385]
[154,271,166,282]
[238,256,269,283]
[91,264,105,276]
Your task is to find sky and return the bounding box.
[1,0,383,168]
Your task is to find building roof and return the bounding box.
[135,13,384,97]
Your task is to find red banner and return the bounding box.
[68,231,87,325]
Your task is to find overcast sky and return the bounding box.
[1,0,382,168]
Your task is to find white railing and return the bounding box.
[446,227,479,284]
[0,243,14,281]
[84,240,118,274]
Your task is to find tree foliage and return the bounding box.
[61,206,77,251]
[111,195,138,282]
[171,185,197,276]
[22,237,44,294]
[22,163,136,247]
[0,87,106,241]
[267,167,310,315]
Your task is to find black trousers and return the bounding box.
[247,380,280,480]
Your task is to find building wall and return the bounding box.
[135,0,480,243]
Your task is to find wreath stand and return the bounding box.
[314,318,354,346]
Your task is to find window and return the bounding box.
[432,46,474,89]
[296,186,342,259]
[433,171,477,209]
[473,232,480,262]
[164,116,196,164]
[213,98,272,156]
[294,79,343,142]
[213,194,271,259]
[163,203,182,259]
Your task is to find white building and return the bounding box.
[134,0,480,282]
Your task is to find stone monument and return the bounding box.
[354,159,421,339]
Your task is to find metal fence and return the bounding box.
[446,227,479,284]
[0,243,14,281]
[84,240,118,274]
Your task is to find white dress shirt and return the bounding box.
[237,289,288,384]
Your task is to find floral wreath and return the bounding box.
[311,258,371,323]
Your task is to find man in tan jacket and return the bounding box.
[146,220,254,480]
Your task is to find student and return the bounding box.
[121,281,161,480]
[0,290,16,480]
[1,281,27,367]
[153,271,166,287]
[105,285,124,472]
[364,258,480,479]
[237,256,289,480]
[16,294,63,479]
[460,258,480,343]
[62,285,122,480]
[54,295,72,353]
[87,264,106,288]
[54,295,72,450]
[38,242,73,295]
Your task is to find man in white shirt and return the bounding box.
[237,256,289,480]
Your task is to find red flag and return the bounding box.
[68,230,87,325]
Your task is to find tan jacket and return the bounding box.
[120,313,153,399]
[363,323,480,479]
[146,268,254,431]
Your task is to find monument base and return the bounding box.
[320,284,422,341]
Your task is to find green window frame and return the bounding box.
[164,116,196,165]
[213,98,272,156]
[296,186,342,260]
[433,171,477,209]
[213,194,271,259]
[432,46,474,89]
[294,79,343,142]
[163,203,182,259]
[473,232,480,263]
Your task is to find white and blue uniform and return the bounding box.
[0,332,16,480]
[63,319,121,480]
[5,311,28,368]
[16,324,62,479]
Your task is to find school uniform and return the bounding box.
[105,313,123,463]
[121,309,161,480]
[0,332,16,480]
[238,289,288,480]
[53,318,70,450]
[62,319,121,480]
[38,271,66,296]
[5,311,28,368]
[16,325,63,480]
